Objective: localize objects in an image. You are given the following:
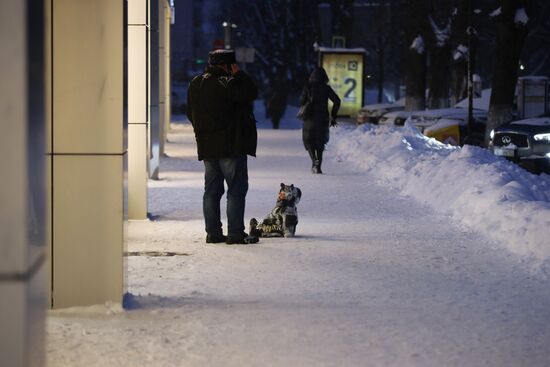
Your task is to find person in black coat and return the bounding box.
[266,76,288,129]
[300,67,341,174]
[187,49,259,244]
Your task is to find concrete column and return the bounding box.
[164,2,172,145]
[48,0,126,308]
[149,0,160,180]
[128,0,149,219]
[158,0,166,156]
[0,0,47,365]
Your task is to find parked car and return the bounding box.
[424,117,486,146]
[356,100,405,125]
[406,108,488,133]
[489,114,550,163]
[378,110,414,126]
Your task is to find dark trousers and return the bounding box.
[203,154,248,236]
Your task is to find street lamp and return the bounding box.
[222,21,238,49]
[465,0,476,144]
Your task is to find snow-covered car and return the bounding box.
[356,101,405,125]
[406,108,488,133]
[378,110,414,126]
[489,115,550,162]
[424,117,486,146]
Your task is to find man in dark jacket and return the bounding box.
[187,49,259,244]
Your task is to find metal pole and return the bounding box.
[466,0,474,143]
[223,21,231,49]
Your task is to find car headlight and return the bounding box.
[489,129,494,140]
[534,133,550,142]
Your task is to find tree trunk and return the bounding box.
[427,2,452,109]
[450,0,469,106]
[404,0,429,111]
[485,0,529,145]
[330,0,354,46]
[377,34,385,103]
[428,40,451,108]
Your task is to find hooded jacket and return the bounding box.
[300,67,341,150]
[187,66,258,160]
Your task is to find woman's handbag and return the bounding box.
[296,88,313,120]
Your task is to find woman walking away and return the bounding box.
[299,67,340,174]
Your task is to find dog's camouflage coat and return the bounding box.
[249,183,302,238]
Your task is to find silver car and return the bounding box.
[356,102,405,125]
[378,110,414,126]
[489,115,550,161]
[406,108,488,132]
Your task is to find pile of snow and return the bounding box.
[330,122,550,261]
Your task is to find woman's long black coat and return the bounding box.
[300,69,341,150]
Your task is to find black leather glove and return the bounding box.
[330,118,338,127]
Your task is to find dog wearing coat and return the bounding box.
[249,183,302,238]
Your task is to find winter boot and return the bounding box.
[249,218,262,237]
[315,149,324,174]
[312,160,321,174]
[307,149,317,173]
[226,232,259,245]
[206,233,227,244]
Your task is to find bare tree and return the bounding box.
[361,1,393,103]
[449,0,469,105]
[520,0,550,76]
[404,0,430,111]
[426,1,453,108]
[485,0,530,145]
[227,0,320,95]
[330,0,355,46]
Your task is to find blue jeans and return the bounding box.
[203,154,248,237]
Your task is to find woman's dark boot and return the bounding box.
[315,149,324,174]
[307,149,317,173]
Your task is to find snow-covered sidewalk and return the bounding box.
[47,110,550,367]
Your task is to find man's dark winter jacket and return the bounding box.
[187,66,258,160]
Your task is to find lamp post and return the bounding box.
[466,0,476,144]
[222,21,238,49]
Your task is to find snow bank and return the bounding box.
[331,123,550,261]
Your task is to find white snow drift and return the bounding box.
[331,122,550,261]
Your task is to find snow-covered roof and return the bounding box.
[518,76,549,82]
[455,89,492,111]
[510,117,550,127]
[318,47,368,54]
[361,102,402,111]
[411,107,486,118]
[382,110,413,118]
